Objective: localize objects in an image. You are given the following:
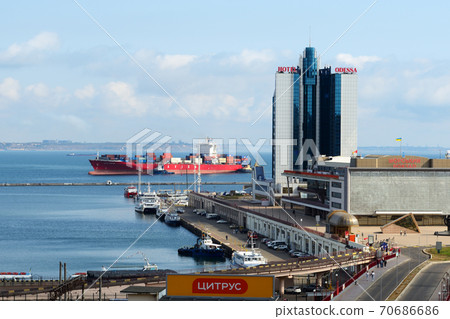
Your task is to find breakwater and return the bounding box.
[0,182,249,187]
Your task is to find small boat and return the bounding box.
[178,234,225,259]
[124,186,138,198]
[231,237,266,267]
[164,212,181,226]
[109,251,158,271]
[0,272,32,280]
[156,207,169,221]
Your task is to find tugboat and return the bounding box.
[178,234,225,259]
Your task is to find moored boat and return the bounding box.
[0,272,32,280]
[124,186,138,198]
[164,212,180,227]
[178,234,225,259]
[231,237,266,267]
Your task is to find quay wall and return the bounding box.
[179,218,234,258]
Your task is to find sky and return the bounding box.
[1,0,450,147]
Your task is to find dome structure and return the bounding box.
[327,210,359,227]
[326,210,359,238]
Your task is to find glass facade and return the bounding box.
[302,47,318,144]
[272,46,357,191]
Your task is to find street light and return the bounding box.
[336,273,339,294]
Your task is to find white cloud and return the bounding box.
[156,54,196,70]
[336,53,381,69]
[181,93,254,121]
[74,85,96,99]
[26,83,50,98]
[0,77,20,101]
[57,114,88,131]
[223,49,275,67]
[0,32,59,65]
[103,81,148,115]
[134,50,197,70]
[403,76,450,106]
[24,83,70,108]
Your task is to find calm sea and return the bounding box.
[0,151,271,278]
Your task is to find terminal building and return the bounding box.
[281,154,450,226]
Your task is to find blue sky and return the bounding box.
[1,0,450,147]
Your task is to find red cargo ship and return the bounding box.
[88,139,251,175]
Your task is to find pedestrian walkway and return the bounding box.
[333,253,409,301]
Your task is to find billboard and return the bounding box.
[166,274,274,299]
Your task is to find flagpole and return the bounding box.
[400,139,402,157]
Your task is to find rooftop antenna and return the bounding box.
[309,26,311,47]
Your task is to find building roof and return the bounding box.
[120,286,166,294]
[327,210,359,226]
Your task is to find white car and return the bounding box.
[273,244,288,250]
[216,219,228,224]
[285,286,302,294]
[292,251,309,257]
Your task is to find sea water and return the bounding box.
[0,151,271,278]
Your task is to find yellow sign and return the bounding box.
[166,274,274,299]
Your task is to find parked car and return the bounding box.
[268,240,286,249]
[291,251,309,257]
[176,208,185,214]
[284,286,302,294]
[303,284,323,292]
[195,209,206,215]
[261,238,271,244]
[216,219,228,224]
[206,213,219,219]
[273,244,288,250]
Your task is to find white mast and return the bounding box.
[197,142,201,193]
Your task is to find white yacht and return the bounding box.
[135,194,160,215]
[231,250,267,268]
[231,237,267,267]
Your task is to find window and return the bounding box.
[331,202,342,209]
[331,182,342,188]
[331,192,342,199]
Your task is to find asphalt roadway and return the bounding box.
[356,247,429,301]
[398,261,450,301]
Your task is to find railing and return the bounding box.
[322,253,396,301]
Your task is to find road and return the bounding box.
[357,247,429,301]
[398,261,450,301]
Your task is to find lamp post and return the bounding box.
[336,273,339,294]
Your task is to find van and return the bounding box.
[206,213,219,219]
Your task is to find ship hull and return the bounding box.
[89,160,245,175]
[163,164,243,174]
[89,159,157,175]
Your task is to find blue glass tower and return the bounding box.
[301,47,319,144]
